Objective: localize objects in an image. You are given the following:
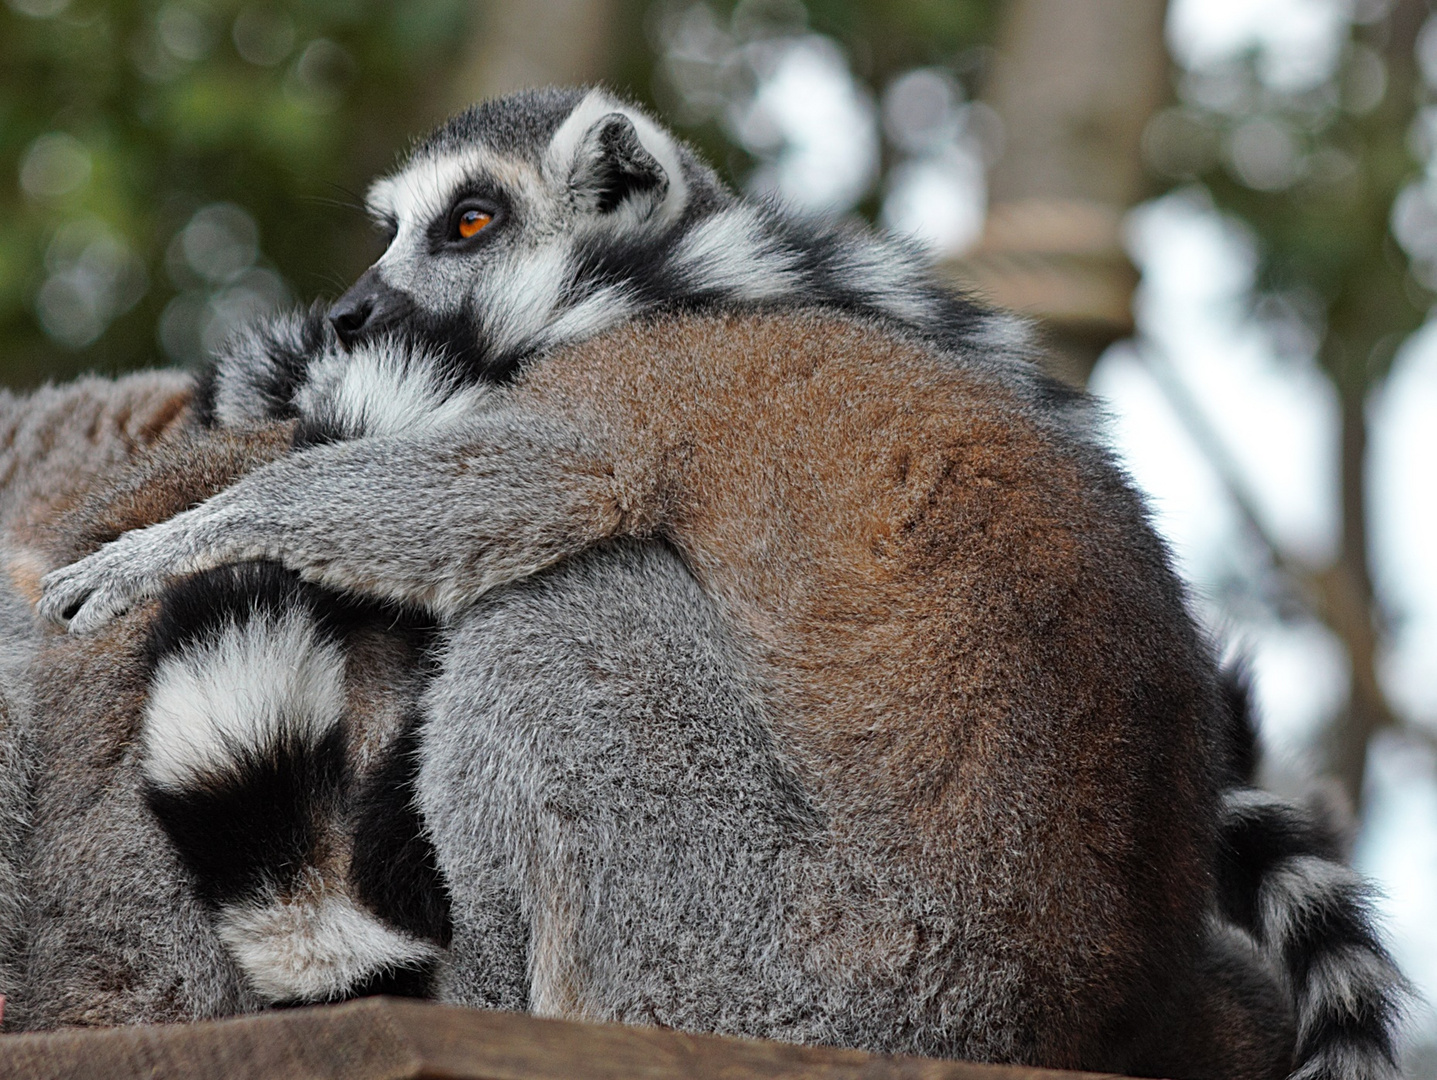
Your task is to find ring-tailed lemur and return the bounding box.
[0,373,223,1031]
[0,401,457,1028]
[33,87,1406,1076]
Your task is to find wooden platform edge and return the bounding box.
[0,997,1127,1080]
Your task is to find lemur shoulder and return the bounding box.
[31,88,1407,1077]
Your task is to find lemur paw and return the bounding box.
[39,527,181,632]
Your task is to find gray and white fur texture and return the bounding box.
[34,87,1407,1077]
[0,583,32,1023]
[138,558,444,1006]
[0,373,258,1030]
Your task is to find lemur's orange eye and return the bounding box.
[457,208,491,239]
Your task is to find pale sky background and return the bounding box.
[1135,0,1437,1059]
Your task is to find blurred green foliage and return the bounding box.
[0,0,472,386]
[1,0,998,388]
[7,0,1425,432]
[633,0,997,218]
[1148,11,1431,397]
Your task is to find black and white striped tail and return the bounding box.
[140,562,445,1004]
[1214,665,1407,1079]
[1216,787,1408,1080]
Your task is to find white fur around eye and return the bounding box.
[367,156,474,240]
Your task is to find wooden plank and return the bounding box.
[0,998,1124,1080]
[0,999,418,1080]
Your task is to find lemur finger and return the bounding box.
[40,550,151,632]
[65,586,133,634]
[37,570,121,633]
[37,564,93,627]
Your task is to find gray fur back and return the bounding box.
[421,539,824,1037]
[422,538,1043,1060]
[15,609,256,1029]
[0,582,33,1020]
[0,371,251,1029]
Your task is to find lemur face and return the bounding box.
[329,88,696,377]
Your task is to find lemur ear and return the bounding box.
[569,113,670,216]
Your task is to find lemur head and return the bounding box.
[209,87,1045,436]
[329,87,729,377]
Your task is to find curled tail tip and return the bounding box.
[218,888,442,1004]
[1220,787,1410,1080]
[1218,656,1261,789]
[139,566,450,1006]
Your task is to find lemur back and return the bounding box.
[0,410,451,1027]
[30,87,1408,1076]
[0,374,199,1029]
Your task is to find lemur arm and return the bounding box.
[38,408,648,632]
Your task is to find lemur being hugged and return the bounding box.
[0,394,451,1026]
[34,88,1406,1077]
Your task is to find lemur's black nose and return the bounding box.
[328,294,373,347]
[328,267,410,348]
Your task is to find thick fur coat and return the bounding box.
[12,88,1405,1080]
[0,380,262,1028]
[0,395,449,1026]
[37,308,1308,1073]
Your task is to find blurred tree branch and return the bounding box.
[1140,340,1402,755]
[448,0,621,107]
[1135,0,1435,809]
[946,0,1167,385]
[1320,0,1428,807]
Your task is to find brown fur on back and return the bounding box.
[7,315,1218,1061]
[10,418,296,1028]
[1,373,194,605]
[507,310,1219,1068]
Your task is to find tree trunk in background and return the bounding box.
[947,0,1168,385]
[1321,392,1392,807]
[448,0,621,109]
[1315,0,1428,809]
